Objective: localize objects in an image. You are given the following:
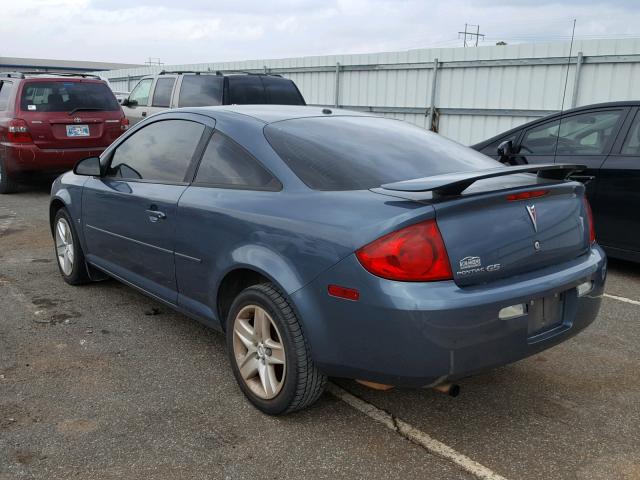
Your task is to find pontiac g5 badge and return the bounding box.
[526,204,538,232]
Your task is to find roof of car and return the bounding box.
[183,104,373,124]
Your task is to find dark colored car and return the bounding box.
[0,72,127,194]
[121,71,306,125]
[50,105,605,415]
[472,101,640,262]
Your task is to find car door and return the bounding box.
[512,108,628,202]
[81,115,207,303]
[595,107,640,257]
[122,77,153,125]
[146,76,176,116]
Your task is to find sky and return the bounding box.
[2,0,640,65]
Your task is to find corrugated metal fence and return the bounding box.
[97,38,640,145]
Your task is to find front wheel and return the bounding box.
[226,283,327,415]
[53,208,91,285]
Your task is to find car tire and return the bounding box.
[226,282,327,415]
[53,208,92,285]
[0,154,18,194]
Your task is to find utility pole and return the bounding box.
[144,57,164,66]
[458,24,485,47]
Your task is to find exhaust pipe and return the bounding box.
[432,383,460,397]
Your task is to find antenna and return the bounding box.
[553,19,577,160]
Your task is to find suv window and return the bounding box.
[227,76,265,104]
[106,119,205,182]
[262,77,305,105]
[264,116,498,191]
[621,112,640,155]
[520,110,622,155]
[20,81,119,113]
[152,78,175,108]
[0,81,12,110]
[195,132,279,189]
[179,75,223,107]
[129,78,153,106]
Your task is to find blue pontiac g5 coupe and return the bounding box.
[50,105,606,414]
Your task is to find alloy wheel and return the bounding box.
[55,217,74,276]
[232,304,286,400]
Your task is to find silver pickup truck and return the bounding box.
[121,71,306,125]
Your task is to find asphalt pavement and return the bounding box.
[1,186,638,480]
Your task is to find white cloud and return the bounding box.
[1,0,639,64]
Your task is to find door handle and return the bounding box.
[146,209,166,222]
[141,111,147,117]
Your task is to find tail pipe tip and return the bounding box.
[432,383,461,397]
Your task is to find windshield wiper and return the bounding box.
[68,107,105,116]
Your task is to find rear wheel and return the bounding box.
[226,283,327,415]
[53,208,91,285]
[0,155,18,194]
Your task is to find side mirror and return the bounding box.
[122,98,137,107]
[497,140,513,158]
[74,156,102,177]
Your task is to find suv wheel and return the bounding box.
[53,208,91,285]
[226,283,327,415]
[0,154,18,194]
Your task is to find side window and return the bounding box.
[227,76,265,104]
[194,132,279,189]
[178,75,223,107]
[152,78,175,108]
[621,112,640,155]
[262,77,305,105]
[0,81,12,110]
[129,78,153,106]
[107,119,205,182]
[520,110,622,155]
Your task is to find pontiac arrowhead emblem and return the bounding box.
[526,205,538,232]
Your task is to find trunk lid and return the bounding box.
[23,111,123,149]
[373,170,590,286]
[434,182,590,286]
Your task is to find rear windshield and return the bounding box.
[179,75,223,107]
[20,81,119,113]
[264,116,499,191]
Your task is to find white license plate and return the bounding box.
[66,125,90,137]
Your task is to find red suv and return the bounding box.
[0,72,127,193]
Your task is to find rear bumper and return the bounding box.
[1,143,106,176]
[291,246,606,387]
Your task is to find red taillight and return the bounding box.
[328,285,360,301]
[120,117,129,131]
[583,197,596,244]
[506,190,548,201]
[356,219,453,282]
[7,119,33,143]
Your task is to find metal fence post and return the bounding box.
[571,51,584,108]
[427,58,439,131]
[334,62,341,108]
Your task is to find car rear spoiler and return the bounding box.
[379,164,585,196]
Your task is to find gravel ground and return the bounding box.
[1,186,639,480]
